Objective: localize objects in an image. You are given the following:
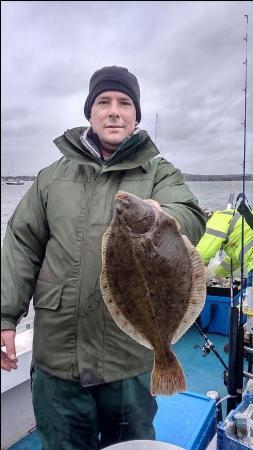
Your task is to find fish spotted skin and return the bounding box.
[101,191,206,395]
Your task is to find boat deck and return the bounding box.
[7,326,229,449]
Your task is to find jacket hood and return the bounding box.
[53,126,160,171]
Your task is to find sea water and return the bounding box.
[2,180,253,244]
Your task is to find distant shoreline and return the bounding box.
[2,174,253,182]
[183,174,253,181]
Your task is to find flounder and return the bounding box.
[100,191,206,396]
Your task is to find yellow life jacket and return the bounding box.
[197,209,253,277]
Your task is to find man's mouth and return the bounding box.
[105,125,124,129]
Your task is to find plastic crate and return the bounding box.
[217,395,253,450]
[154,391,216,450]
[199,291,241,336]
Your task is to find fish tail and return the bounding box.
[151,349,186,396]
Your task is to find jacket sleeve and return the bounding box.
[151,158,206,245]
[196,232,224,266]
[1,172,50,331]
[196,211,230,265]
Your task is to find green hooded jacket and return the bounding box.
[1,127,206,385]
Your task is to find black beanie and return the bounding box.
[84,66,141,123]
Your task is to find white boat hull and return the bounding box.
[1,329,35,449]
[1,380,36,449]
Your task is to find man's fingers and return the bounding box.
[3,331,17,361]
[1,351,18,370]
[1,330,18,370]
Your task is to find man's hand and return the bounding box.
[1,330,18,371]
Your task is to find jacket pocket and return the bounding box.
[32,281,76,373]
[33,280,64,310]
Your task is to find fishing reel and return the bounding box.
[194,343,211,357]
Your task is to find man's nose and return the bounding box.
[108,101,120,118]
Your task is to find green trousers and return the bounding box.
[31,367,157,450]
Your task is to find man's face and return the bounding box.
[90,91,137,153]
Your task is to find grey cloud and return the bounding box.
[2,107,30,122]
[35,64,88,97]
[2,1,253,176]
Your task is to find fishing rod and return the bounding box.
[194,321,228,371]
[194,320,253,376]
[227,14,249,414]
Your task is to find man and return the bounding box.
[197,208,253,285]
[1,66,206,450]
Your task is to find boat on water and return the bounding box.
[5,179,24,185]
[5,161,24,185]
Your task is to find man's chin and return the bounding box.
[101,138,123,150]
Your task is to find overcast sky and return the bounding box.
[2,1,253,176]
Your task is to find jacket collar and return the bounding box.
[53,126,159,172]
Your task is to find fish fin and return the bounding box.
[171,235,206,344]
[151,349,186,396]
[100,226,153,349]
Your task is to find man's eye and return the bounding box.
[121,101,131,106]
[98,100,108,104]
